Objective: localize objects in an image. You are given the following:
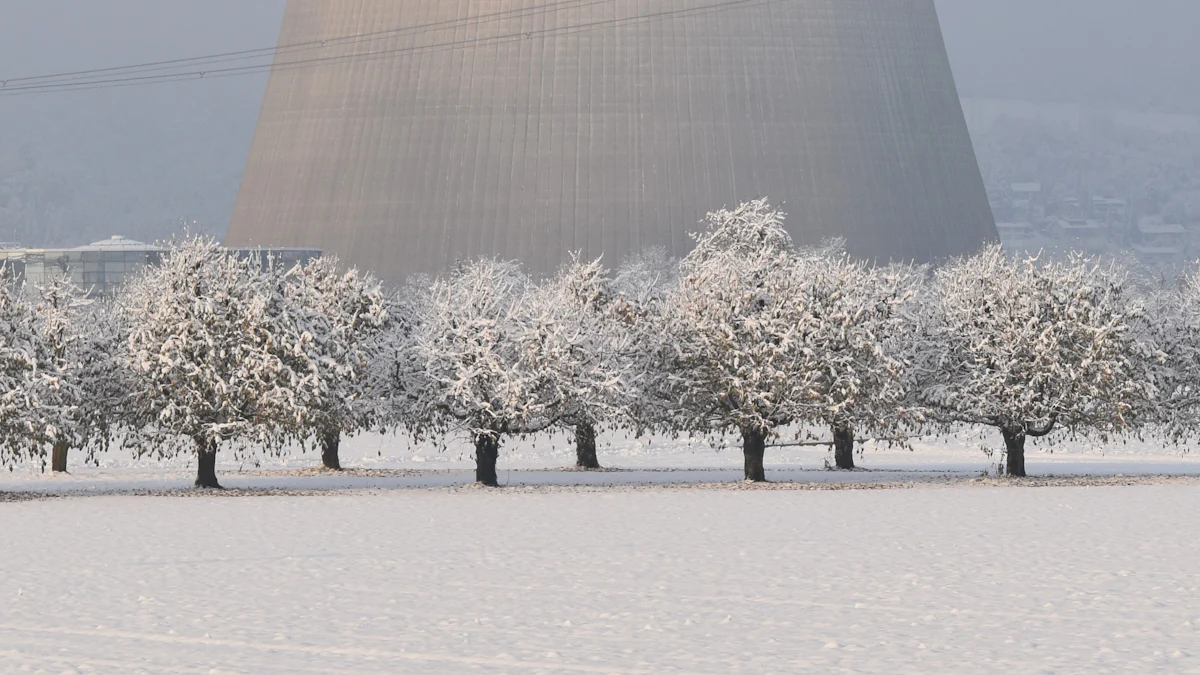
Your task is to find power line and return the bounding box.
[1,0,605,87]
[0,0,785,98]
[5,0,775,93]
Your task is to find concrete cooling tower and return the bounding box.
[228,0,997,282]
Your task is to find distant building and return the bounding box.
[1092,197,1129,224]
[1174,191,1200,227]
[1132,218,1187,264]
[1051,217,1109,252]
[1003,183,1045,226]
[996,221,1036,247]
[1061,197,1085,219]
[0,236,320,295]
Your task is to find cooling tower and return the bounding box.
[229,0,997,281]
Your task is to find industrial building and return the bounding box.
[0,237,320,295]
[229,0,997,282]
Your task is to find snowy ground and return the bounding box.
[3,432,1200,673]
[1,485,1198,673]
[2,429,1199,495]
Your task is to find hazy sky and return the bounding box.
[0,0,287,242]
[936,0,1200,111]
[0,0,284,151]
[1,1,285,75]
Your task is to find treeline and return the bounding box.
[1,199,1194,488]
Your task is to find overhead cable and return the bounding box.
[0,0,785,98]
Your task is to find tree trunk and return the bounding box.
[833,424,856,470]
[1001,427,1027,478]
[51,440,70,473]
[320,428,342,470]
[741,427,768,482]
[474,433,500,487]
[574,421,601,469]
[195,438,222,489]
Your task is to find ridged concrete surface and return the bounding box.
[229,0,997,281]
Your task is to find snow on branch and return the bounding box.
[915,244,1159,442]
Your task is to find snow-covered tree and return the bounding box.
[409,259,563,486]
[0,268,58,469]
[525,255,636,469]
[373,276,428,435]
[34,277,126,472]
[1144,263,1200,443]
[610,248,680,437]
[647,199,822,481]
[612,246,679,302]
[283,257,391,470]
[916,245,1158,477]
[785,253,925,470]
[119,237,318,488]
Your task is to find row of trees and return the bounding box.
[0,240,393,487]
[0,200,1194,487]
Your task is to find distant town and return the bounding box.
[988,181,1194,266]
[965,97,1200,269]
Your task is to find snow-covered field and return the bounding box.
[3,433,1200,673]
[2,484,1199,673]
